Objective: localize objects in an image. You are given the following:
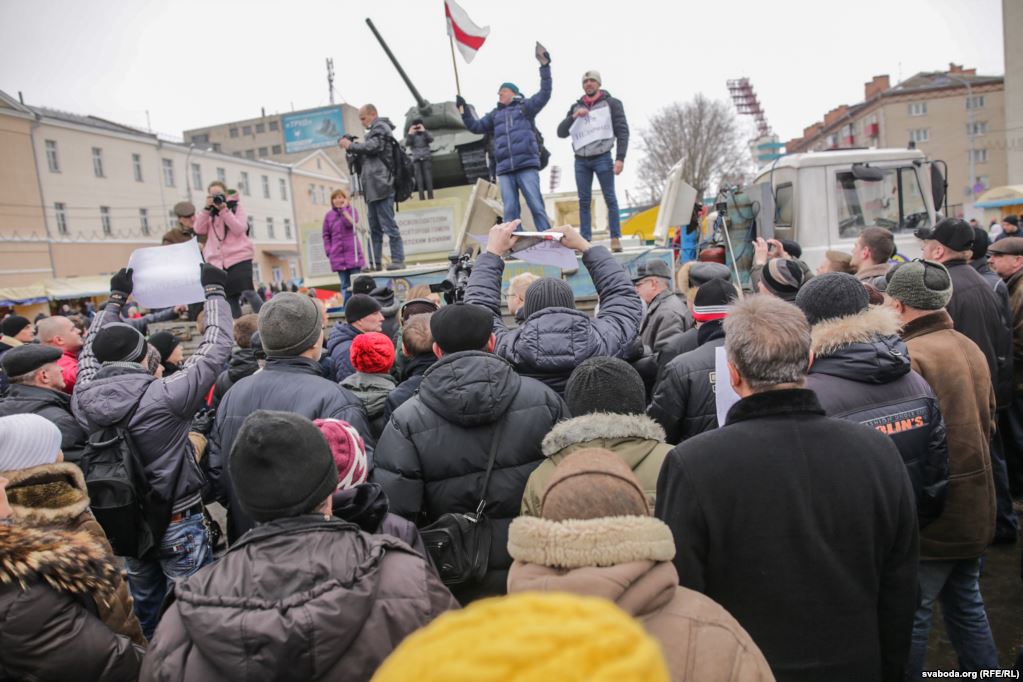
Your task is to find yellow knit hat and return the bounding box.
[372,592,669,682]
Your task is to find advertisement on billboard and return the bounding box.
[283,107,345,154]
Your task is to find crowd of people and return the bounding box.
[0,212,1022,681]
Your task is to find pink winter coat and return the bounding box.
[193,204,255,269]
[322,206,365,272]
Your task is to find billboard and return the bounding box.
[283,107,345,154]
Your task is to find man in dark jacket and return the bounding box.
[0,345,88,462]
[459,48,553,231]
[72,264,233,640]
[796,273,949,527]
[372,302,566,604]
[0,315,33,395]
[656,295,918,682]
[405,118,434,200]
[634,259,689,364]
[988,236,1023,499]
[383,312,435,423]
[209,292,373,543]
[649,279,736,445]
[464,222,643,394]
[657,261,732,372]
[327,294,385,382]
[340,105,405,269]
[556,69,629,250]
[142,411,456,681]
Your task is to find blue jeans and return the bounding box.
[367,195,405,267]
[575,152,620,240]
[907,558,999,678]
[338,268,360,303]
[125,512,212,640]
[498,168,551,231]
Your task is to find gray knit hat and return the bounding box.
[564,357,646,416]
[886,260,952,311]
[795,272,869,325]
[760,259,805,301]
[257,292,322,357]
[524,278,575,318]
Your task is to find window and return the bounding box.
[272,266,282,282]
[319,185,327,204]
[279,178,288,200]
[168,209,176,225]
[284,218,292,240]
[256,123,265,134]
[967,95,986,110]
[212,143,222,153]
[191,163,202,190]
[967,121,988,136]
[216,167,226,183]
[162,158,175,187]
[246,216,254,233]
[266,217,276,239]
[908,101,928,117]
[971,148,988,163]
[232,151,242,158]
[309,185,317,204]
[191,133,210,144]
[269,120,279,132]
[139,208,150,236]
[774,183,793,226]
[242,125,252,135]
[100,206,112,236]
[316,158,322,170]
[272,144,282,154]
[258,147,268,157]
[229,127,239,138]
[834,166,930,239]
[132,153,143,182]
[261,175,270,198]
[240,172,250,195]
[54,202,68,235]
[245,149,255,159]
[45,140,60,172]
[92,147,104,177]
[909,129,929,143]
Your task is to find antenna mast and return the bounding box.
[326,58,336,105]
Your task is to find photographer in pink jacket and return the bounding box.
[193,180,261,318]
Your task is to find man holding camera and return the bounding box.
[339,105,405,271]
[405,119,434,201]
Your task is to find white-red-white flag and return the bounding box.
[445,0,489,63]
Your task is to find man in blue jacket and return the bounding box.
[458,48,553,231]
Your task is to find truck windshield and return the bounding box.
[835,167,931,239]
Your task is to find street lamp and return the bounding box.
[945,73,976,202]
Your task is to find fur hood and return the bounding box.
[508,515,675,569]
[810,305,902,357]
[542,413,665,457]
[0,523,120,595]
[1,462,90,526]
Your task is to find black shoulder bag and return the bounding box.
[420,422,503,587]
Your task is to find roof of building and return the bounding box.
[888,71,1003,95]
[28,105,156,137]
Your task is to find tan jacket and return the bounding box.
[521,413,672,516]
[2,462,146,646]
[508,515,775,682]
[901,309,996,559]
[1005,267,1023,389]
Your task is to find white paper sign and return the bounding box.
[714,346,740,427]
[127,239,205,309]
[470,233,578,270]
[569,105,614,152]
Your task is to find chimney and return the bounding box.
[864,75,890,100]
[17,91,24,104]
[823,105,849,128]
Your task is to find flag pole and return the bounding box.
[448,33,462,97]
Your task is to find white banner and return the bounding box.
[569,105,614,152]
[127,239,205,309]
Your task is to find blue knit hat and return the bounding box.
[499,82,520,95]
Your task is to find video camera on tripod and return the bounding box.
[429,252,473,304]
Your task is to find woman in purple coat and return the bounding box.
[323,189,365,302]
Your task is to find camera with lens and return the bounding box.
[429,252,474,304]
[207,193,227,215]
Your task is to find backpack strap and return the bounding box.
[474,421,505,516]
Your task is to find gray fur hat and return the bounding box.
[886,260,952,311]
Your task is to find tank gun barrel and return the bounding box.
[365,18,429,110]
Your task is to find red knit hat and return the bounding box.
[313,418,368,490]
[349,332,395,374]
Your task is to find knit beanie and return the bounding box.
[972,226,991,261]
[780,239,803,259]
[352,275,377,295]
[349,332,395,374]
[258,292,322,357]
[0,414,63,472]
[144,344,162,375]
[524,278,575,318]
[1,315,30,338]
[344,294,382,325]
[886,259,953,311]
[148,331,180,363]
[564,357,645,416]
[692,279,737,323]
[498,82,520,95]
[541,448,650,521]
[92,323,148,364]
[760,259,805,301]
[795,272,869,325]
[229,411,339,522]
[430,302,493,353]
[313,418,368,490]
[372,592,670,682]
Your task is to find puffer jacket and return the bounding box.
[212,345,260,408]
[371,351,566,601]
[341,371,397,440]
[648,321,726,445]
[555,89,630,160]
[73,292,233,541]
[462,64,552,175]
[383,352,435,423]
[347,117,397,203]
[139,516,457,682]
[507,514,775,682]
[804,306,949,527]
[0,382,88,461]
[2,462,146,646]
[656,325,699,374]
[0,523,144,682]
[521,412,672,516]
[207,356,373,543]
[193,203,254,270]
[326,322,362,382]
[332,482,428,560]
[464,247,643,394]
[323,205,365,272]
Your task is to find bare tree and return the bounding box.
[637,95,751,201]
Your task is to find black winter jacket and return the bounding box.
[464,247,643,394]
[648,321,725,445]
[332,482,428,560]
[804,306,949,527]
[656,326,700,375]
[383,353,435,423]
[212,346,259,407]
[371,351,566,601]
[326,322,361,382]
[208,355,373,542]
[0,383,88,462]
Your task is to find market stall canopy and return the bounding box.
[976,185,1023,209]
[0,284,47,307]
[0,275,113,306]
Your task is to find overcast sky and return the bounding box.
[0,0,1005,201]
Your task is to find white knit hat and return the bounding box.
[0,414,62,472]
